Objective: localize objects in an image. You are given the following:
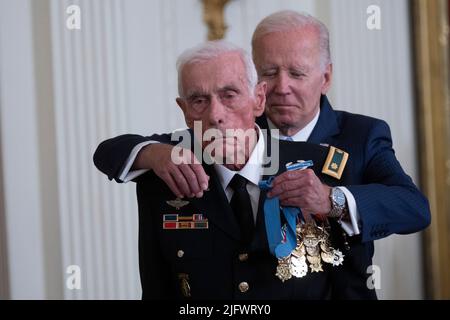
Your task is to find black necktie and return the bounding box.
[229,174,255,247]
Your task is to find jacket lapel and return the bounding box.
[190,165,241,241]
[307,95,340,144]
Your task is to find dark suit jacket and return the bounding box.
[93,95,431,299]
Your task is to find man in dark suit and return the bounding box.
[94,11,431,299]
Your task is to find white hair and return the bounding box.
[176,40,258,97]
[251,10,331,70]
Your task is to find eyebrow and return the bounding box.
[259,65,278,70]
[185,90,208,100]
[185,84,242,99]
[260,64,310,72]
[219,85,240,93]
[290,65,310,73]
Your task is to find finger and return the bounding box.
[178,164,202,196]
[270,171,303,192]
[279,196,305,208]
[278,188,304,201]
[170,167,192,198]
[160,172,183,198]
[185,149,201,165]
[270,169,317,195]
[268,179,299,197]
[190,163,209,191]
[270,171,293,186]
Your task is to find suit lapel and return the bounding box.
[307,95,340,144]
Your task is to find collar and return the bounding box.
[267,108,320,142]
[307,95,340,144]
[214,125,265,189]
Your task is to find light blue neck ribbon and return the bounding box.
[259,160,314,259]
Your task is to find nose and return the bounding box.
[207,95,225,127]
[273,72,291,96]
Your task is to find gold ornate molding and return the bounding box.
[202,0,231,40]
[412,0,450,299]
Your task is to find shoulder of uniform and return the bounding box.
[334,110,391,136]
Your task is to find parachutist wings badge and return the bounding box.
[166,198,190,210]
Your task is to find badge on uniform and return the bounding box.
[322,146,349,180]
[163,213,209,230]
[166,198,190,210]
[178,273,191,297]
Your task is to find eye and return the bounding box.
[189,96,209,111]
[192,97,207,105]
[261,69,277,78]
[290,70,306,78]
[223,91,237,99]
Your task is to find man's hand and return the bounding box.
[267,169,332,216]
[133,144,209,198]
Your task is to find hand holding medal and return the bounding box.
[259,160,345,282]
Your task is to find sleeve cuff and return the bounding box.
[118,141,156,182]
[336,186,361,236]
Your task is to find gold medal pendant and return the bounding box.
[276,257,292,282]
[310,261,324,273]
[275,219,345,282]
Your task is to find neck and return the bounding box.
[279,126,302,137]
[272,105,320,137]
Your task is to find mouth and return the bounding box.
[269,104,298,108]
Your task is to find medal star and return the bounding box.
[331,162,338,170]
[310,263,323,272]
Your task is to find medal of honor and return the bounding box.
[276,257,292,282]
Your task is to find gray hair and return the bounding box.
[251,10,331,70]
[176,40,258,97]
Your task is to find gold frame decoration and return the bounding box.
[202,0,231,40]
[412,0,450,299]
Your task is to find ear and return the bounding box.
[321,63,333,94]
[176,97,186,111]
[253,81,267,117]
[176,97,194,128]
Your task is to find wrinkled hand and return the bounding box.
[266,169,332,216]
[135,144,209,198]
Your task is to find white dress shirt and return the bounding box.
[213,126,266,223]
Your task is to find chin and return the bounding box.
[269,114,296,128]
